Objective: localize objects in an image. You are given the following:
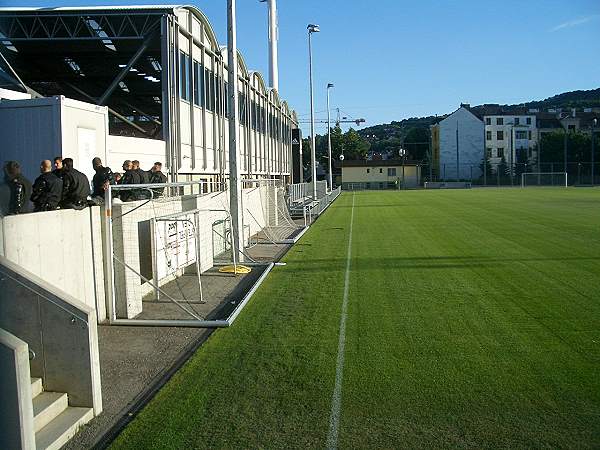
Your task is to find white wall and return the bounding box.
[439,107,484,180]
[0,208,105,321]
[106,135,167,174]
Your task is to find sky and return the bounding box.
[1,0,599,135]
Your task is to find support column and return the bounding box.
[227,0,244,261]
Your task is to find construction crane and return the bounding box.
[299,108,366,127]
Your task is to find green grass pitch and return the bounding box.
[111,188,600,449]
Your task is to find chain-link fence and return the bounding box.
[419,162,600,187]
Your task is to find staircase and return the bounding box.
[31,377,94,450]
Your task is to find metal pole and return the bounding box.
[227,0,244,262]
[327,83,333,191]
[563,130,568,175]
[592,121,596,186]
[307,25,319,200]
[268,0,279,91]
[456,123,460,182]
[510,125,514,186]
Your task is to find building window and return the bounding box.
[514,117,520,125]
[497,117,504,125]
[526,117,532,125]
[193,60,204,107]
[367,168,370,174]
[379,168,383,173]
[486,147,492,158]
[388,168,397,176]
[179,51,190,101]
[528,130,532,140]
[485,118,491,125]
[497,148,504,158]
[568,125,576,131]
[497,130,504,140]
[486,131,492,140]
[515,130,527,139]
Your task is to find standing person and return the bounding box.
[60,158,90,210]
[91,157,114,203]
[149,161,168,197]
[31,160,62,212]
[53,156,63,178]
[119,160,139,201]
[1,161,32,215]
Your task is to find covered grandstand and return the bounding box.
[0,5,298,183]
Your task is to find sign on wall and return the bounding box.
[153,215,197,281]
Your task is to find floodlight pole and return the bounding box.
[592,118,596,186]
[308,24,319,200]
[227,0,244,262]
[327,83,334,191]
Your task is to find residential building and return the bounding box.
[483,113,538,169]
[430,104,484,181]
[340,160,421,189]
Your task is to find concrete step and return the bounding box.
[35,407,94,450]
[33,392,68,433]
[31,377,43,398]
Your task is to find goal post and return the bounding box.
[521,172,568,188]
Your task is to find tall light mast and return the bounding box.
[259,0,279,90]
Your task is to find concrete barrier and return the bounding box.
[0,207,105,321]
[0,256,102,415]
[0,328,35,450]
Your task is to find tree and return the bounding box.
[479,156,493,181]
[403,127,430,161]
[343,128,370,160]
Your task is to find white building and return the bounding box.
[484,113,538,169]
[431,104,484,180]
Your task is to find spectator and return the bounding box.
[31,160,62,212]
[53,156,63,178]
[1,161,32,215]
[91,157,114,202]
[132,160,150,184]
[60,158,90,210]
[114,172,122,184]
[149,161,168,197]
[119,160,139,201]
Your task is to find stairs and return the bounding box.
[31,377,94,450]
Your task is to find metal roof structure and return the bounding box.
[0,5,218,138]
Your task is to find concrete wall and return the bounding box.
[0,207,105,321]
[0,328,35,450]
[439,107,484,181]
[0,257,102,414]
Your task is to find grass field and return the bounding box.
[112,188,600,449]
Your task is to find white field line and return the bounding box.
[327,192,355,450]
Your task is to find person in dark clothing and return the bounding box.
[60,158,90,210]
[1,161,32,215]
[149,161,168,197]
[131,160,151,199]
[91,157,114,202]
[31,160,62,212]
[53,156,63,179]
[119,160,139,201]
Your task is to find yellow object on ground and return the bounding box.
[218,265,252,274]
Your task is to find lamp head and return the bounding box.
[307,24,320,33]
[339,154,345,161]
[327,83,334,89]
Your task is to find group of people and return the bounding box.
[0,157,168,216]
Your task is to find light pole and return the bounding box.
[327,82,334,191]
[592,118,597,186]
[227,0,244,262]
[307,23,320,200]
[259,0,279,90]
[399,148,406,189]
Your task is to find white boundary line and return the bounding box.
[327,192,355,449]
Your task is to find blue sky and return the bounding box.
[1,0,599,135]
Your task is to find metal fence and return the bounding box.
[420,162,600,187]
